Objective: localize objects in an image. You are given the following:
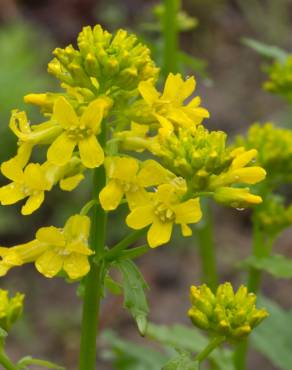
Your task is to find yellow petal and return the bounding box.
[63,214,91,243]
[156,184,178,205]
[66,242,93,256]
[36,226,65,246]
[80,99,104,132]
[126,188,150,210]
[78,135,104,168]
[1,159,24,182]
[21,191,45,215]
[231,149,258,169]
[173,198,202,224]
[53,97,79,129]
[99,180,124,211]
[161,73,182,101]
[47,132,76,166]
[60,174,85,191]
[35,250,63,278]
[107,156,139,181]
[181,224,192,237]
[138,81,160,105]
[155,114,174,133]
[24,163,50,190]
[0,183,25,205]
[147,219,173,248]
[181,76,196,102]
[231,167,266,184]
[63,253,90,280]
[126,205,154,229]
[167,109,194,128]
[138,160,172,187]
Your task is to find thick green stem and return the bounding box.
[78,127,107,370]
[163,0,180,76]
[195,336,225,365]
[0,349,17,370]
[196,199,218,292]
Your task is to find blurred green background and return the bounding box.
[0,1,291,369]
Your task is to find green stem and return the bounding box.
[196,199,218,291]
[163,0,180,76]
[104,228,147,261]
[195,336,225,365]
[233,208,271,370]
[78,126,107,370]
[0,350,17,370]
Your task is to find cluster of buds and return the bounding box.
[256,195,292,237]
[263,56,292,102]
[41,25,158,109]
[0,289,24,332]
[188,283,268,341]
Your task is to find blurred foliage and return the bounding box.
[236,0,291,46]
[251,296,292,370]
[0,21,53,161]
[102,322,234,370]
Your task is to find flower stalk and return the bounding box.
[78,123,107,370]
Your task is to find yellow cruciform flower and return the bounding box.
[0,162,51,215]
[99,157,174,210]
[138,73,209,133]
[47,96,111,168]
[34,214,93,279]
[0,215,93,280]
[126,184,202,248]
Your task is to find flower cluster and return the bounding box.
[263,56,292,102]
[0,289,24,332]
[0,24,267,281]
[188,283,268,341]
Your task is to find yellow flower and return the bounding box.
[34,215,93,279]
[99,157,173,210]
[0,215,93,280]
[0,247,23,277]
[9,109,62,147]
[209,149,266,189]
[0,289,25,331]
[47,96,112,168]
[126,184,202,248]
[0,162,51,215]
[138,73,209,133]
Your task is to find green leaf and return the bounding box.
[17,356,65,369]
[162,350,199,370]
[116,259,149,335]
[104,275,123,295]
[146,323,233,370]
[241,254,292,278]
[101,330,168,370]
[251,296,292,370]
[242,38,288,62]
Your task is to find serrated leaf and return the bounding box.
[162,350,199,370]
[146,323,233,370]
[241,254,292,278]
[116,259,149,335]
[251,296,292,370]
[242,38,288,62]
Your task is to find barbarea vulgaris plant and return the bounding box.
[0,25,268,370]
